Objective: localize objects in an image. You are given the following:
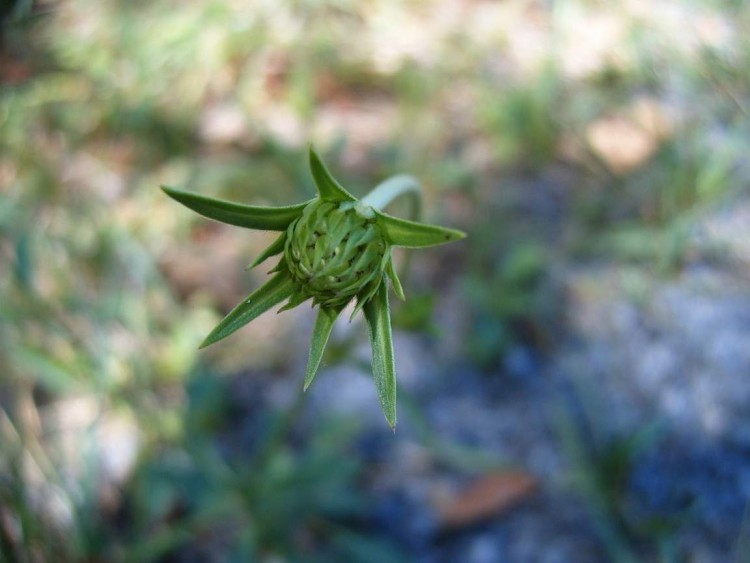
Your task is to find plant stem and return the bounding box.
[361,174,422,222]
[362,175,423,286]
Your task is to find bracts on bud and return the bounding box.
[284,200,389,310]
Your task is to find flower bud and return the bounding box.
[284,200,387,308]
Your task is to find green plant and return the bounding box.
[478,63,563,169]
[464,241,553,367]
[162,147,464,428]
[555,389,682,563]
[121,370,410,563]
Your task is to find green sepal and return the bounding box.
[385,257,405,300]
[350,295,367,322]
[350,275,381,321]
[350,253,389,321]
[375,210,465,248]
[162,186,309,231]
[304,305,343,391]
[267,259,287,274]
[308,147,357,202]
[363,283,397,429]
[200,271,295,348]
[350,300,364,322]
[248,233,287,270]
[278,289,309,313]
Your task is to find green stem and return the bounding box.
[361,174,422,222]
[362,175,423,286]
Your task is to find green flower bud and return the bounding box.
[163,147,465,428]
[284,200,387,308]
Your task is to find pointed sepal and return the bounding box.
[363,283,397,429]
[304,306,343,391]
[248,233,287,270]
[200,271,295,348]
[308,147,357,202]
[385,257,405,300]
[350,295,367,322]
[162,186,309,231]
[278,289,309,313]
[375,210,465,248]
[267,259,287,274]
[350,265,387,321]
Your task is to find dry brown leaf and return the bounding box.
[437,471,537,529]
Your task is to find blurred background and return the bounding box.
[1,0,750,561]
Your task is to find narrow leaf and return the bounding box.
[304,306,343,391]
[350,295,368,322]
[200,272,295,348]
[376,211,465,248]
[308,147,356,202]
[350,271,386,321]
[363,283,397,429]
[385,257,405,300]
[268,260,286,274]
[248,233,287,269]
[162,186,309,231]
[278,289,309,313]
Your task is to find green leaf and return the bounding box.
[308,147,357,202]
[385,257,405,300]
[304,306,343,391]
[14,348,82,394]
[363,283,397,429]
[375,211,465,248]
[277,289,309,312]
[248,233,287,269]
[162,186,309,231]
[200,272,295,348]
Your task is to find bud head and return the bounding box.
[284,200,388,308]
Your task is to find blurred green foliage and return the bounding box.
[556,391,683,563]
[464,241,557,367]
[1,0,749,559]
